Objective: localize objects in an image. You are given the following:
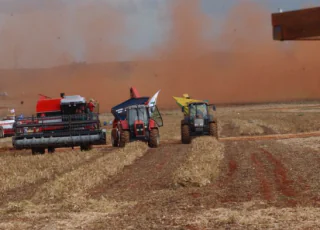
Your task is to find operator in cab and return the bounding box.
[87,99,95,113]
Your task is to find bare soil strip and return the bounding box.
[248,104,320,112]
[88,142,190,201]
[220,131,320,142]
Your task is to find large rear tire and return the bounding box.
[111,129,119,147]
[181,125,191,144]
[0,127,3,138]
[119,130,130,147]
[148,128,160,148]
[209,122,218,139]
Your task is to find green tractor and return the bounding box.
[174,95,218,144]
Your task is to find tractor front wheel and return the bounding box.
[209,122,218,139]
[148,128,160,148]
[181,125,191,144]
[119,130,130,147]
[0,127,3,138]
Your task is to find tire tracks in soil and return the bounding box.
[251,152,274,201]
[250,148,307,206]
[220,131,320,142]
[0,147,115,207]
[88,142,190,201]
[211,141,259,203]
[210,141,317,206]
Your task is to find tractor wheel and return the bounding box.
[181,125,191,144]
[209,122,218,139]
[148,128,160,148]
[80,145,92,151]
[111,129,119,147]
[48,147,55,154]
[119,131,130,148]
[0,127,3,138]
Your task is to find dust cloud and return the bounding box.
[0,0,319,115]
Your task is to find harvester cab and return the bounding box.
[60,95,87,115]
[111,97,163,148]
[174,95,218,144]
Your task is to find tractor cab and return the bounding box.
[174,95,218,143]
[182,102,216,133]
[126,104,163,133]
[127,105,148,128]
[183,102,216,119]
[189,103,208,119]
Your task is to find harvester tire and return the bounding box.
[148,128,160,148]
[81,145,92,151]
[32,148,45,155]
[181,125,191,144]
[209,122,218,139]
[48,147,55,153]
[0,127,3,138]
[111,129,119,147]
[119,130,130,148]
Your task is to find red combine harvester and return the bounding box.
[12,93,106,154]
[272,6,320,40]
[111,87,163,148]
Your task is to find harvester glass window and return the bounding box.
[61,103,88,121]
[128,107,148,127]
[36,111,61,118]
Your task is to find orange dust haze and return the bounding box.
[0,0,319,115]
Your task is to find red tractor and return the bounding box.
[111,91,163,148]
[12,93,106,154]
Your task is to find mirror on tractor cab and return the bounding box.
[212,105,216,111]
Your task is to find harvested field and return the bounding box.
[0,103,320,229]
